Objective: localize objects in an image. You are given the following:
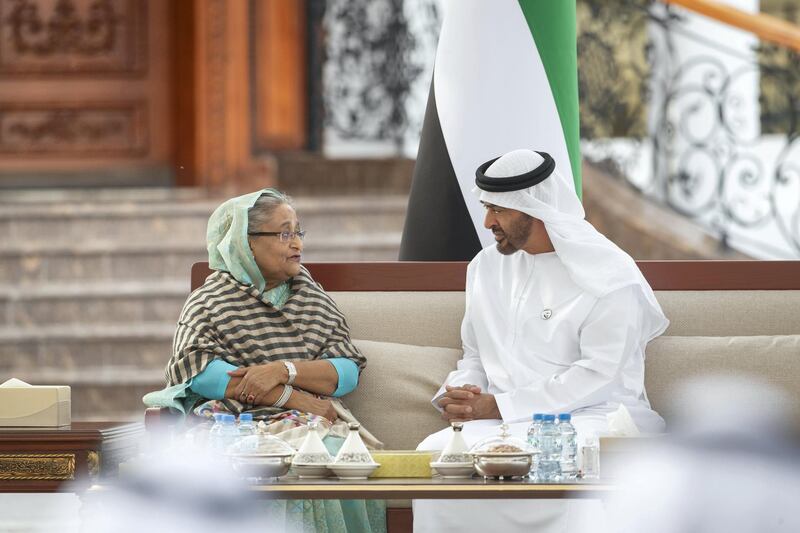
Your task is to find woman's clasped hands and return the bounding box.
[229,362,286,406]
[227,362,339,422]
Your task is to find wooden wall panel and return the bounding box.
[0,0,172,184]
[172,0,274,191]
[171,0,198,187]
[253,0,307,150]
[0,0,147,75]
[0,0,298,189]
[0,101,147,155]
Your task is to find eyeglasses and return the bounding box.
[247,230,306,243]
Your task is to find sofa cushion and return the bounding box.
[655,291,800,336]
[344,339,462,450]
[645,335,800,429]
[328,292,465,349]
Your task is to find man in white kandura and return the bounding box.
[413,149,669,533]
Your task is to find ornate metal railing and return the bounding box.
[322,0,440,155]
[579,0,800,258]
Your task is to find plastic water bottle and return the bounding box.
[580,436,600,480]
[238,413,257,437]
[527,413,544,478]
[219,414,240,452]
[527,413,544,447]
[537,414,562,481]
[208,413,224,451]
[237,413,257,452]
[558,413,578,480]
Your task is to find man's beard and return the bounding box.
[493,216,534,255]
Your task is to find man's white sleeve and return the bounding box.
[494,285,643,422]
[431,261,489,412]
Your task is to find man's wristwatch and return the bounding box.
[283,360,297,386]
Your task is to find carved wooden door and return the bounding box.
[0,0,172,187]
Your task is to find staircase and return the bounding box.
[0,188,406,421]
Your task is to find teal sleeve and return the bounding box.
[326,358,360,397]
[142,382,199,415]
[190,359,236,399]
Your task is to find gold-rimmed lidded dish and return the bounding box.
[468,424,538,479]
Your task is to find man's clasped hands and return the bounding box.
[437,384,501,422]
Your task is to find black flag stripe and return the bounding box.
[399,81,482,261]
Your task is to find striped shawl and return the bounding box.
[167,267,366,418]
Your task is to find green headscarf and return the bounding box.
[206,188,285,294]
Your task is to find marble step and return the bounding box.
[0,195,407,247]
[0,232,402,284]
[8,366,165,387]
[0,243,207,284]
[0,186,211,204]
[0,322,175,376]
[0,280,189,327]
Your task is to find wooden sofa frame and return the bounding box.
[191,260,800,292]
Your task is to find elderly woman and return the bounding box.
[145,188,385,533]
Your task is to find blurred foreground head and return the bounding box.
[81,440,272,533]
[610,375,800,533]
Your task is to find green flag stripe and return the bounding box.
[517,0,582,196]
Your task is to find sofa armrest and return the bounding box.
[144,407,180,431]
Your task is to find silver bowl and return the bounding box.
[471,452,535,479]
[229,453,294,480]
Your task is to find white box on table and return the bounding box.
[0,378,71,427]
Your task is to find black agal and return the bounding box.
[475,151,555,192]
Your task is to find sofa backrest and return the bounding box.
[191,261,800,448]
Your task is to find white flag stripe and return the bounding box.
[434,0,574,249]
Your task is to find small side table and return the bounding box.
[0,422,144,492]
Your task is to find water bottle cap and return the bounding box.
[533,413,544,421]
[222,414,236,423]
[543,414,556,421]
[239,413,253,422]
[558,413,571,421]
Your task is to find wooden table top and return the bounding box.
[245,477,614,499]
[88,476,614,500]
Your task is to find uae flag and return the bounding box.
[399,0,581,261]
